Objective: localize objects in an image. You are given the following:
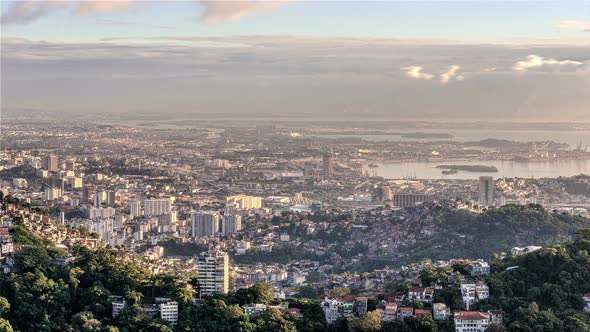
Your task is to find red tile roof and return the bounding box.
[454,311,490,321]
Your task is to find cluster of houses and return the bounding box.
[0,226,14,274]
[242,302,303,319]
[111,296,179,325]
[319,273,503,332]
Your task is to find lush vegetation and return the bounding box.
[0,225,317,332]
[476,229,590,331]
[400,204,590,264]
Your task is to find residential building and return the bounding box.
[144,198,173,216]
[468,260,491,276]
[226,195,262,209]
[197,251,229,295]
[397,307,413,320]
[222,214,242,235]
[158,300,178,325]
[454,311,490,332]
[433,303,451,320]
[191,212,220,237]
[110,296,126,318]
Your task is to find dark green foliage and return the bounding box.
[402,204,590,264]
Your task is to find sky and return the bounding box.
[1,0,590,121]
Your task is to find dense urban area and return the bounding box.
[1,114,590,332]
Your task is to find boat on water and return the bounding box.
[442,169,459,175]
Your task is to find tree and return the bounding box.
[255,308,297,332]
[349,310,382,332]
[0,318,13,332]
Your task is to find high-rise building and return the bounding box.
[197,251,229,295]
[478,176,494,207]
[222,214,242,235]
[322,153,334,177]
[95,190,107,207]
[191,212,220,237]
[107,190,116,207]
[393,193,434,208]
[45,188,61,201]
[129,201,142,218]
[225,195,262,210]
[43,155,59,172]
[144,198,173,216]
[81,186,90,204]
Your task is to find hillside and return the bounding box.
[479,229,590,331]
[399,204,590,264]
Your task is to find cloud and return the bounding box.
[401,66,434,80]
[0,1,70,25]
[513,54,583,71]
[199,0,291,24]
[440,65,463,84]
[1,0,291,26]
[556,20,590,32]
[74,0,134,15]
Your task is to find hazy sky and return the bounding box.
[1,1,589,120]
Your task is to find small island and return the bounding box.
[436,164,499,172]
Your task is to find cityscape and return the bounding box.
[1,1,590,332]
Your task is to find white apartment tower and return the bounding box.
[129,201,142,218]
[191,212,220,237]
[226,195,262,209]
[222,214,242,235]
[197,251,229,296]
[143,198,172,216]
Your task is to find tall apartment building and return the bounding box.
[226,195,262,209]
[197,251,229,296]
[393,193,434,208]
[144,198,172,216]
[81,186,91,204]
[478,176,494,207]
[107,190,116,207]
[129,201,142,218]
[322,153,334,177]
[43,155,59,172]
[191,212,220,237]
[94,190,107,207]
[222,214,242,235]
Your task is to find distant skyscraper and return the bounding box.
[43,155,59,172]
[191,212,220,237]
[479,176,494,207]
[222,215,242,235]
[197,251,229,296]
[322,153,333,177]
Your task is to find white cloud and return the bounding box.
[440,65,461,84]
[199,0,291,24]
[556,20,590,32]
[402,66,434,80]
[74,0,135,15]
[1,0,291,26]
[0,1,70,25]
[513,54,583,71]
